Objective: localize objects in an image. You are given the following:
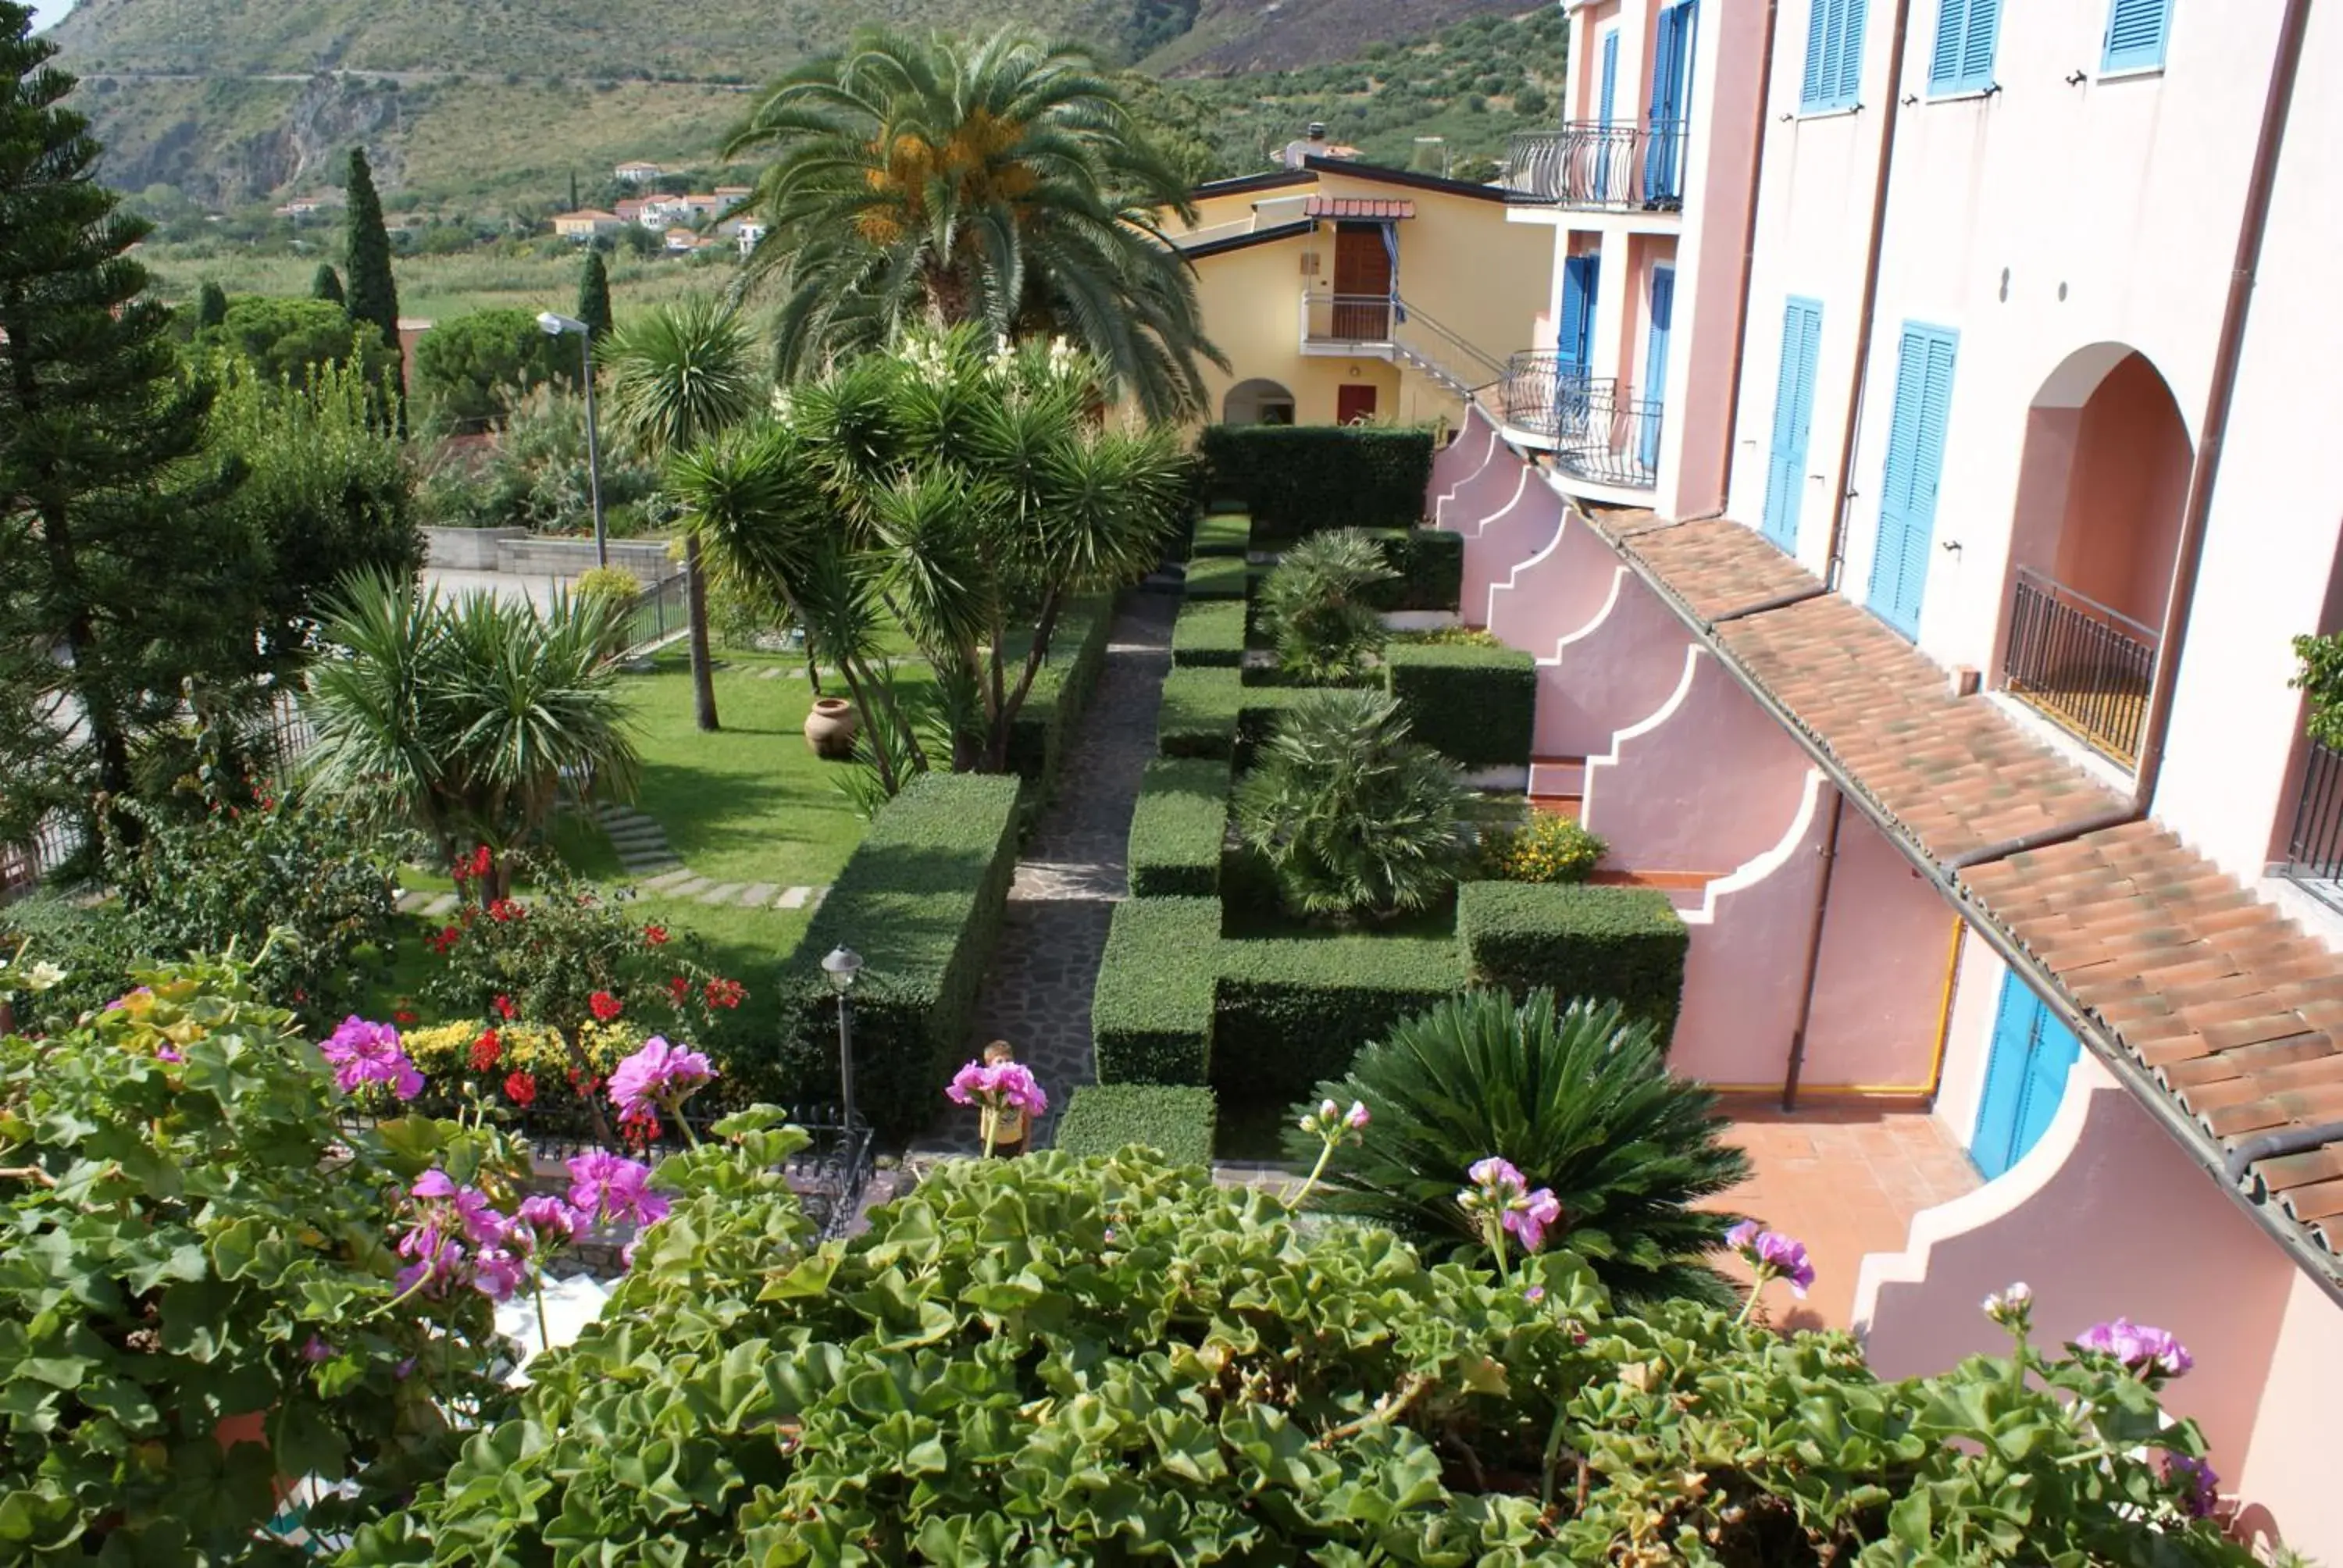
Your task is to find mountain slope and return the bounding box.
[1143,0,1527,77]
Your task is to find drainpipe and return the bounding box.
[1780,786,1846,1110]
[1706,0,1783,516]
[1949,0,2310,872]
[1819,0,1917,592]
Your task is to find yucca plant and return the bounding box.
[1235,688,1473,922]
[1257,529,1398,682]
[1286,989,1750,1308]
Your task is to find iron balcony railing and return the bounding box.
[1506,121,1691,210]
[1389,296,1508,397]
[1496,353,1662,490]
[1302,292,1395,344]
[2281,739,2343,916]
[619,570,692,657]
[2002,567,2159,767]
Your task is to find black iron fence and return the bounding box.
[1496,355,1662,490]
[1303,293,1396,344]
[619,572,692,657]
[1506,121,1690,209]
[2281,739,2343,914]
[2002,568,2158,766]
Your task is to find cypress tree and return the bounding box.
[576,249,612,340]
[0,2,245,846]
[311,262,345,305]
[341,146,404,411]
[195,279,227,327]
[569,169,580,211]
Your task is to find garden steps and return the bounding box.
[1528,794,1585,822]
[1527,755,1587,796]
[590,802,684,877]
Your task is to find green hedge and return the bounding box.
[1129,758,1232,898]
[1092,897,1220,1085]
[1182,555,1251,601]
[1172,599,1246,668]
[1211,935,1466,1105]
[1157,666,1245,759]
[1005,597,1113,798]
[1198,426,1435,541]
[1384,641,1537,769]
[782,774,1023,1137]
[1365,528,1464,615]
[1051,1084,1218,1164]
[1458,881,1689,1039]
[1190,512,1253,558]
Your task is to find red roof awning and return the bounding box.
[1303,197,1415,220]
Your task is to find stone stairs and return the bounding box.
[593,803,683,878]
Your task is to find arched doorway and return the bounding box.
[1999,345,2192,766]
[1222,378,1296,426]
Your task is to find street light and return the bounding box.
[536,310,608,568]
[821,946,864,1139]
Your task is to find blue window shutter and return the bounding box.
[1928,0,1964,88]
[1867,322,1958,639]
[1761,298,1823,552]
[2011,1007,2081,1171]
[1599,30,1619,125]
[1960,0,2001,86]
[1639,267,1674,472]
[2103,0,2173,72]
[1831,0,1868,105]
[1557,254,1596,374]
[1972,974,2038,1178]
[1928,0,1998,92]
[1800,0,1831,109]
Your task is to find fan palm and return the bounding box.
[302,575,639,893]
[1258,529,1398,682]
[600,298,764,732]
[726,27,1223,422]
[1288,990,1752,1308]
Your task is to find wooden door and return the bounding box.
[1332,223,1393,339]
[1336,384,1378,425]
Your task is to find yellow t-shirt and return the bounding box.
[980,1099,1027,1146]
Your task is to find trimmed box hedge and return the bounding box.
[1172,599,1246,668]
[1092,897,1220,1085]
[1458,881,1689,1039]
[1005,596,1112,800]
[1211,935,1467,1105]
[1052,1084,1218,1164]
[1384,641,1537,769]
[1182,554,1251,601]
[1129,758,1232,898]
[1157,666,1245,759]
[783,773,1023,1137]
[1198,425,1434,540]
[1366,527,1464,615]
[1190,512,1253,558]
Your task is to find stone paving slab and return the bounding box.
[639,868,695,892]
[737,882,779,907]
[695,882,745,906]
[775,885,814,910]
[422,893,459,917]
[669,875,714,900]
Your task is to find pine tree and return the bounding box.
[312,262,345,305]
[0,2,246,848]
[196,279,227,327]
[576,249,612,340]
[341,146,403,412]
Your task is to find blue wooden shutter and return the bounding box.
[1867,322,1958,639]
[2012,1007,2081,1174]
[1599,30,1620,124]
[1831,0,1868,106]
[1927,0,1964,88]
[1932,0,1999,93]
[1960,0,2001,85]
[1557,253,1598,374]
[1761,298,1823,551]
[1646,2,1696,202]
[1639,266,1674,472]
[1974,975,2081,1179]
[1800,0,1831,109]
[2102,0,2174,72]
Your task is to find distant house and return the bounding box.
[1275,124,1362,171]
[675,194,725,221]
[637,194,686,229]
[614,198,648,223]
[273,194,342,220]
[615,161,662,183]
[551,209,623,241]
[733,220,769,257]
[714,185,753,213]
[662,226,703,253]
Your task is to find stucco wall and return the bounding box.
[2232,1267,2343,1564]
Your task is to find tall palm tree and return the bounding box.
[726,27,1224,422]
[599,298,762,732]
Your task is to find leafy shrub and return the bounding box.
[1476,810,1606,884]
[1257,528,1396,682]
[400,1018,642,1114]
[1234,689,1475,923]
[1394,624,1503,647]
[2291,629,2343,747]
[0,893,155,1032]
[1459,880,1689,1038]
[1189,510,1252,558]
[417,383,664,535]
[572,564,642,606]
[195,295,398,390]
[1157,665,1245,759]
[1003,597,1112,800]
[342,1146,2245,1566]
[1129,757,1232,897]
[781,773,1022,1135]
[1213,933,1463,1102]
[1383,640,1538,769]
[1171,597,1246,668]
[1091,896,1218,1085]
[1181,553,1251,600]
[1364,526,1464,614]
[1290,990,1749,1306]
[0,960,508,1563]
[1198,424,1434,540]
[411,305,569,430]
[1052,1083,1217,1163]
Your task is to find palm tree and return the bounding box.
[1258,529,1399,682]
[726,27,1224,422]
[600,298,762,732]
[1288,991,1753,1309]
[302,576,640,896]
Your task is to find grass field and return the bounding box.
[136,240,733,323]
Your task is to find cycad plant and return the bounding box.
[1235,689,1473,922]
[302,575,640,895]
[1286,989,1751,1308]
[1257,529,1397,682]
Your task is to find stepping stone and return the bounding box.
[737,882,779,907]
[773,885,813,910]
[807,885,829,911]
[637,868,696,892]
[423,893,460,917]
[608,829,669,849]
[620,854,683,875]
[758,668,781,680]
[396,889,432,914]
[669,875,714,900]
[695,882,745,906]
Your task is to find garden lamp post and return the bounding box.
[536,310,608,567]
[821,946,863,1140]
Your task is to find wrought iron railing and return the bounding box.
[1506,121,1691,210]
[1303,293,1396,344]
[0,815,80,907]
[1390,297,1508,395]
[2001,568,2159,766]
[1496,354,1662,490]
[619,571,691,657]
[2281,739,2343,915]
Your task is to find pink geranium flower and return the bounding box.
[567,1149,670,1228]
[318,1016,423,1100]
[608,1035,716,1122]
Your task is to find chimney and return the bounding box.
[1307,122,1327,142]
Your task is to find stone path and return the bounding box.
[923,590,1177,1153]
[592,803,684,878]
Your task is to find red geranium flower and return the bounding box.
[566,1067,601,1096]
[619,1109,661,1149]
[487,898,523,924]
[588,991,623,1022]
[644,924,669,947]
[667,975,691,1007]
[704,977,747,1010]
[464,845,494,881]
[393,1007,418,1027]
[426,925,461,956]
[504,1071,537,1107]
[493,994,518,1021]
[469,1029,502,1071]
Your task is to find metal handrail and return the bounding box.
[1392,297,1507,385]
[1506,120,1692,209]
[2002,567,2159,765]
[2281,738,2343,914]
[1494,352,1662,490]
[1302,292,1397,344]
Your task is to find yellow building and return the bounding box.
[1169,158,1552,429]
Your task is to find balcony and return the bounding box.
[1497,351,1661,490]
[2001,568,2159,768]
[1300,292,1395,350]
[2281,739,2343,916]
[1505,122,1689,212]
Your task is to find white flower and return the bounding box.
[23,961,65,992]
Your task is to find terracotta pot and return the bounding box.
[803,697,861,760]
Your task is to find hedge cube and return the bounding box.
[1198,426,1434,540]
[1172,599,1246,668]
[1053,1084,1218,1164]
[1129,758,1232,897]
[1211,935,1467,1106]
[1366,528,1464,615]
[1190,512,1254,558]
[1158,666,1245,759]
[1092,897,1220,1085]
[1005,597,1112,797]
[1182,554,1251,601]
[1458,880,1689,1039]
[1384,641,1537,769]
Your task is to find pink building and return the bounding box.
[1446,0,2343,1552]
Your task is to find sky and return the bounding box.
[30,1,73,31]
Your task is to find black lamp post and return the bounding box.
[535,310,608,568]
[820,945,863,1139]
